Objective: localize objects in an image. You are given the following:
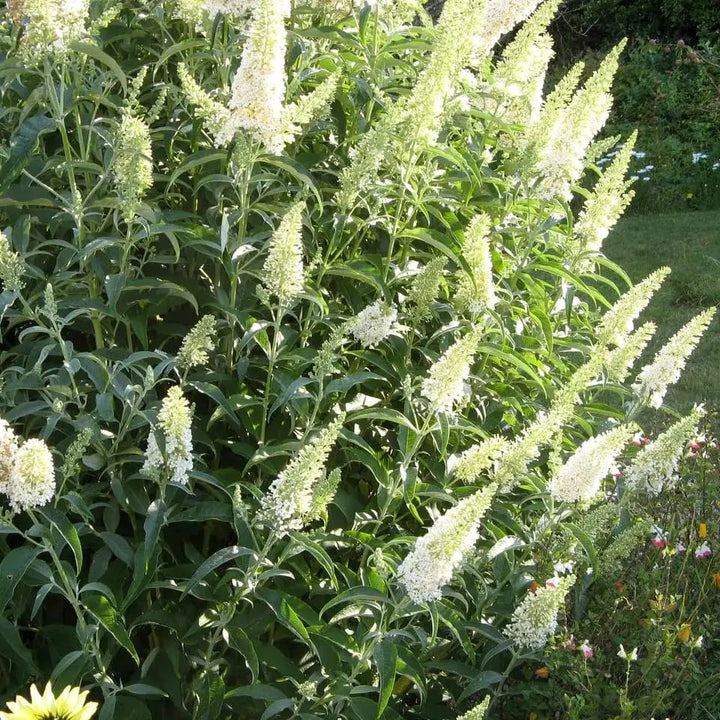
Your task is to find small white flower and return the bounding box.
[505,574,576,650]
[398,484,497,603]
[3,439,55,513]
[549,425,635,503]
[618,644,638,661]
[553,559,575,575]
[142,387,194,486]
[421,331,480,414]
[349,301,397,348]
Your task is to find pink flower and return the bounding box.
[651,525,668,548]
[675,542,687,554]
[545,575,560,589]
[580,640,593,658]
[695,541,711,559]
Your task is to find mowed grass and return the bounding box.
[602,209,720,415]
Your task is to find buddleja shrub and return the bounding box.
[0,0,714,718]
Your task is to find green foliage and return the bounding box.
[0,0,713,719]
[550,0,720,56]
[605,39,720,214]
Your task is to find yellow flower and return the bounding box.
[699,522,707,539]
[0,683,98,720]
[678,623,692,643]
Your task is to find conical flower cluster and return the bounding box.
[177,63,231,141]
[142,386,194,486]
[206,0,254,17]
[258,416,344,532]
[606,322,656,382]
[493,354,605,489]
[455,214,498,313]
[572,132,636,264]
[421,331,481,414]
[595,268,670,348]
[2,437,55,514]
[404,257,447,324]
[177,315,217,371]
[457,697,490,720]
[350,301,397,348]
[453,436,507,484]
[474,0,544,58]
[532,43,625,200]
[335,102,404,210]
[114,111,153,223]
[283,72,340,140]
[632,308,715,409]
[625,408,704,495]
[549,424,636,503]
[15,0,89,63]
[489,0,558,124]
[219,0,291,151]
[505,574,576,649]
[0,231,25,293]
[398,0,486,149]
[397,483,497,603]
[261,201,305,306]
[0,420,55,514]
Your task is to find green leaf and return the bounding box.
[168,150,226,187]
[143,499,167,571]
[50,650,89,688]
[225,685,287,702]
[190,381,244,431]
[346,407,417,432]
[181,545,255,598]
[566,522,599,570]
[0,546,42,614]
[84,593,139,664]
[261,155,322,207]
[373,638,397,719]
[122,684,168,698]
[457,671,504,704]
[0,617,37,672]
[105,273,126,314]
[71,42,128,92]
[225,622,260,682]
[100,532,133,567]
[319,587,389,620]
[256,589,312,643]
[38,506,83,572]
[324,372,387,396]
[0,115,56,194]
[287,532,339,589]
[122,279,199,314]
[168,501,233,524]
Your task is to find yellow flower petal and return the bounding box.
[0,682,98,720]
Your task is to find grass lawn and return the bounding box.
[602,209,720,415]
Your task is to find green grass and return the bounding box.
[602,209,720,414]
